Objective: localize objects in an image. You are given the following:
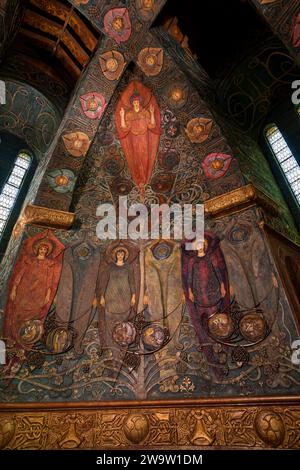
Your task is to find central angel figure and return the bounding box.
[115,80,161,189]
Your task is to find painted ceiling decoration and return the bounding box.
[80,92,106,119]
[103,7,131,44]
[99,50,126,81]
[137,47,164,77]
[18,0,100,80]
[62,131,90,157]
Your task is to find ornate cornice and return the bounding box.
[14,204,75,234]
[0,396,300,449]
[204,183,281,218]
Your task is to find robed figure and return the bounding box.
[182,232,230,377]
[3,230,64,346]
[115,80,161,189]
[98,242,140,355]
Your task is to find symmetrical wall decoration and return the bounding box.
[1,398,300,449]
[0,0,300,451]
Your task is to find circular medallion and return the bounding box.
[255,410,285,447]
[142,325,167,351]
[159,150,179,170]
[207,312,234,340]
[152,242,172,260]
[19,319,44,345]
[228,225,251,244]
[239,313,267,342]
[112,322,137,347]
[46,327,71,354]
[123,414,149,444]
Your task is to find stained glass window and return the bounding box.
[265,125,300,205]
[0,151,31,238]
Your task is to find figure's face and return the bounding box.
[116,250,125,262]
[87,97,98,111]
[194,124,204,135]
[106,58,118,72]
[38,245,48,256]
[196,239,208,254]
[132,99,140,112]
[143,0,153,9]
[74,138,83,149]
[171,88,183,102]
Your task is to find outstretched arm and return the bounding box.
[148,104,156,128]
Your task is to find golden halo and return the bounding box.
[33,239,54,256]
[111,245,129,262]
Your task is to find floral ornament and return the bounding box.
[80,92,106,119]
[161,109,176,128]
[99,50,126,81]
[164,81,189,109]
[47,169,76,193]
[137,47,163,77]
[103,8,131,44]
[62,131,90,157]
[292,12,300,48]
[185,117,213,144]
[166,122,180,138]
[201,153,232,180]
[179,377,195,393]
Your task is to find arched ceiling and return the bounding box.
[9,0,101,85]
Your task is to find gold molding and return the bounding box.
[0,396,300,449]
[204,183,280,218]
[14,204,75,234]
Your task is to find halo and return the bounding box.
[111,245,129,262]
[33,238,54,256]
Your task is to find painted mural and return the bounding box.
[1,207,300,402]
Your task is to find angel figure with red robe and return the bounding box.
[115,80,161,192]
[3,230,64,348]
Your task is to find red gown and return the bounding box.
[115,80,161,188]
[3,231,64,346]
